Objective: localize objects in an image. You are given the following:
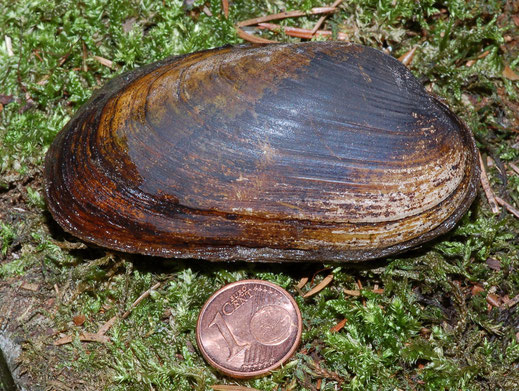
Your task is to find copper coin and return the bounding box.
[196,279,302,378]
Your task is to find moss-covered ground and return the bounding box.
[1,0,519,390]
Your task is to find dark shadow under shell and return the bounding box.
[44,42,479,262]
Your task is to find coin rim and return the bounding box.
[196,279,302,379]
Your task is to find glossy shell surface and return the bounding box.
[44,42,479,262]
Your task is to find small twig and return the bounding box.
[310,267,331,285]
[122,282,161,319]
[509,162,519,176]
[356,279,366,306]
[310,16,327,35]
[211,386,262,391]
[311,0,343,35]
[221,0,229,18]
[504,294,519,309]
[296,277,309,289]
[355,279,366,301]
[32,49,43,62]
[465,50,490,67]
[97,315,117,336]
[344,287,383,297]
[330,318,347,333]
[4,36,13,57]
[303,274,333,298]
[478,151,500,214]
[343,289,361,296]
[57,283,160,343]
[257,23,348,40]
[306,360,345,384]
[58,52,71,67]
[235,28,276,43]
[495,196,519,219]
[478,50,490,59]
[54,332,110,346]
[93,55,113,69]
[237,7,336,27]
[490,154,509,193]
[81,40,88,72]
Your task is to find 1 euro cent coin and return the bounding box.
[196,279,302,378]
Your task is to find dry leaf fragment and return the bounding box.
[77,333,110,344]
[296,277,309,289]
[310,0,343,35]
[343,289,361,296]
[303,274,333,298]
[221,0,229,18]
[256,23,348,40]
[495,196,519,219]
[330,318,347,332]
[398,46,417,66]
[486,293,500,307]
[122,282,161,319]
[0,94,14,105]
[486,257,501,271]
[503,65,519,81]
[237,7,336,28]
[471,284,485,296]
[97,315,117,335]
[73,314,86,326]
[93,55,114,69]
[202,6,213,16]
[466,50,490,67]
[54,332,110,346]
[37,75,50,86]
[504,294,519,309]
[478,152,500,214]
[58,53,70,67]
[235,28,277,44]
[20,282,39,292]
[122,17,137,33]
[211,386,262,391]
[478,50,490,59]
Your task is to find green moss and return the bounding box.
[0,222,15,256]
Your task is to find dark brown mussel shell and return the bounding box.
[44,42,479,262]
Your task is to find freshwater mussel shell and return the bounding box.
[44,42,479,262]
